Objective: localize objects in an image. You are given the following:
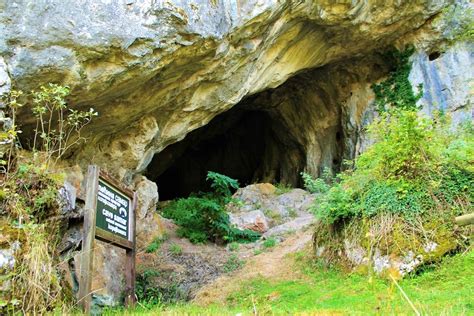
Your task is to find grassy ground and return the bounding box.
[105,249,473,315]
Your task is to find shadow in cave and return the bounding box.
[145,105,306,201]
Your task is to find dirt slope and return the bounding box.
[193,229,314,306]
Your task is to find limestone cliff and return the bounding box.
[1,0,457,180]
[1,0,473,306]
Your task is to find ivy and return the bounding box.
[371,46,423,112]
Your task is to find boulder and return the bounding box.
[230,210,269,233]
[228,183,315,236]
[133,175,165,250]
[262,214,315,239]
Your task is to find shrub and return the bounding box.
[310,46,472,225]
[301,168,332,194]
[312,110,473,224]
[206,171,239,199]
[30,84,98,165]
[161,171,261,244]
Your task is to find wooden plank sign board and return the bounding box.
[79,165,137,314]
[96,178,134,248]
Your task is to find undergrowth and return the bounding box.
[0,84,97,314]
[160,171,260,244]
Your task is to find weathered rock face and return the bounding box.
[227,183,315,238]
[410,41,473,125]
[345,41,474,157]
[0,0,450,181]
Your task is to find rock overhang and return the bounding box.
[0,0,451,178]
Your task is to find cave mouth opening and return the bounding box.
[145,101,306,201]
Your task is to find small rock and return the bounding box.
[0,248,15,270]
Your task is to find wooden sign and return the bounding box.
[95,178,133,248]
[79,165,137,314]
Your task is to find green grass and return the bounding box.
[105,250,474,315]
[145,234,168,253]
[274,183,292,195]
[168,243,183,256]
[262,237,277,249]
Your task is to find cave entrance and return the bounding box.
[145,103,306,201]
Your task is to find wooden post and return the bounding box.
[79,165,99,314]
[125,191,137,307]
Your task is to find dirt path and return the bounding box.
[193,229,314,306]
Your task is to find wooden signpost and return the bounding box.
[79,165,137,313]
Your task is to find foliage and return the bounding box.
[168,243,183,256]
[312,110,473,224]
[0,83,98,313]
[145,234,168,253]
[135,269,185,308]
[0,162,71,314]
[262,238,277,249]
[135,269,163,308]
[161,171,260,244]
[311,51,471,224]
[274,183,292,195]
[223,254,245,273]
[300,168,332,194]
[307,47,472,271]
[29,84,98,165]
[0,90,23,174]
[371,46,422,113]
[206,171,239,199]
[1,84,97,174]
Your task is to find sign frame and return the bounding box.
[79,165,137,314]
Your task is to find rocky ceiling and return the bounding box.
[0,0,448,181]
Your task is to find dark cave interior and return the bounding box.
[145,102,306,200]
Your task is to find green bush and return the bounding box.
[161,171,261,244]
[301,168,332,194]
[206,171,239,198]
[310,46,472,224]
[311,110,473,224]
